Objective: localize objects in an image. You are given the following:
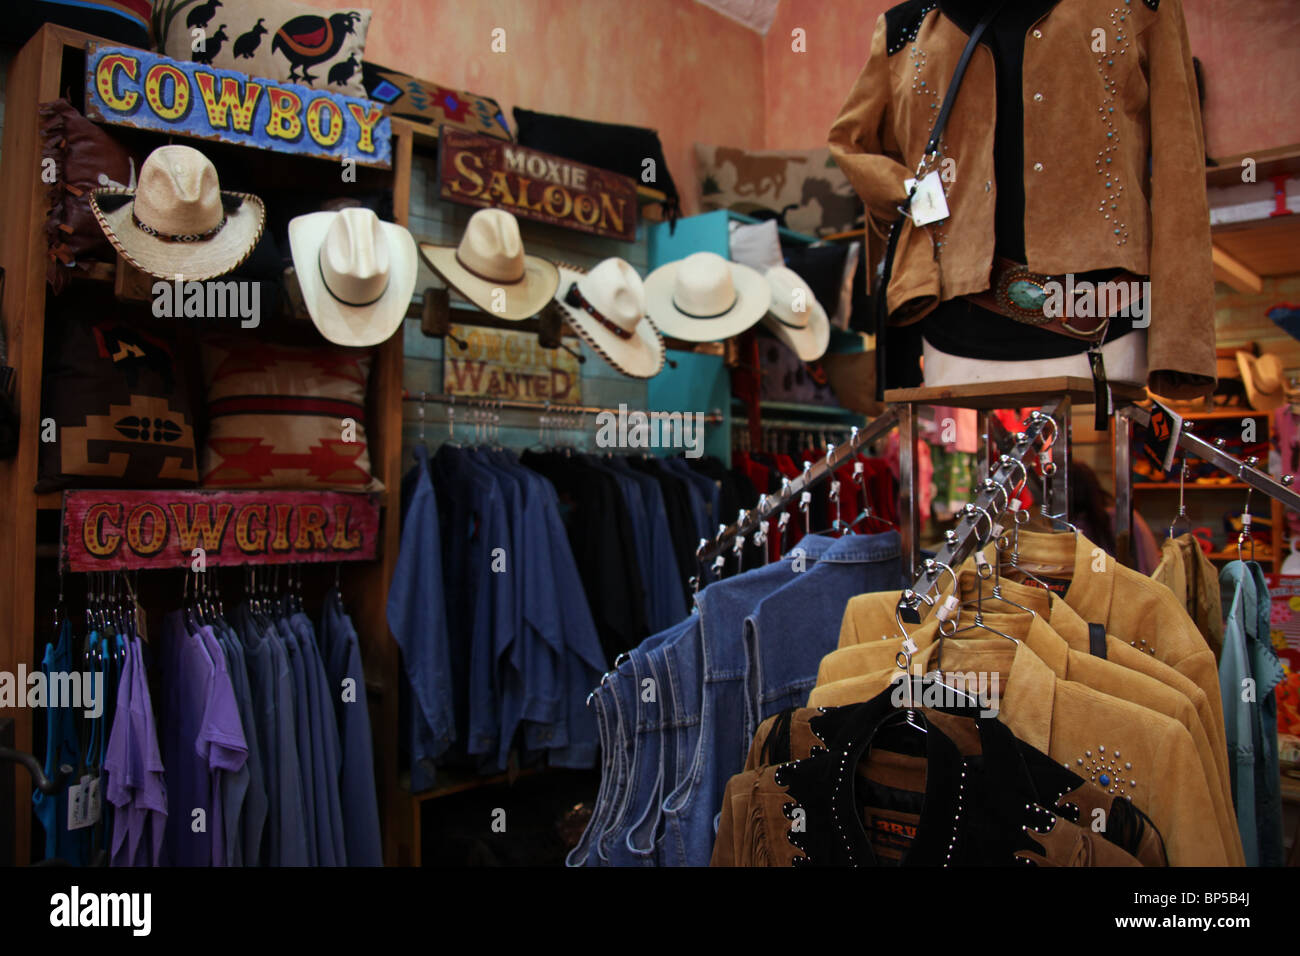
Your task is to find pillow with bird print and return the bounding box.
[154,0,372,99]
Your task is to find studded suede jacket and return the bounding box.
[709,698,1168,867]
[828,0,1215,398]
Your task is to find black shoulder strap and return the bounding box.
[872,0,1008,399]
[1088,623,1108,659]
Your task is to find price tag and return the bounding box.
[902,170,950,227]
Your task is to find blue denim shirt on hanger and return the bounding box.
[658,535,835,866]
[387,445,455,792]
[432,444,511,765]
[608,456,688,631]
[1246,561,1286,866]
[290,612,347,866]
[744,530,903,726]
[481,449,566,756]
[320,590,384,865]
[470,448,555,770]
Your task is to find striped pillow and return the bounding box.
[200,339,380,489]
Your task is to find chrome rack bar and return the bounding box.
[401,390,725,422]
[696,407,901,563]
[1118,404,1300,512]
[896,401,1062,628]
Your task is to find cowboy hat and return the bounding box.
[288,207,418,347]
[419,208,559,320]
[643,251,770,342]
[761,265,830,361]
[554,259,664,379]
[89,144,264,281]
[1236,350,1286,412]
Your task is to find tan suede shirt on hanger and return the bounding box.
[908,562,1233,817]
[994,530,1226,739]
[827,0,1214,397]
[824,584,1243,865]
[808,632,1230,865]
[1151,533,1225,662]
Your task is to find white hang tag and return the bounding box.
[901,636,918,657]
[85,776,102,826]
[67,776,92,830]
[903,170,950,227]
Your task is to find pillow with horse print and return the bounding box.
[155,0,372,99]
[695,143,861,238]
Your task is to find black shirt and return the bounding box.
[921,0,1136,360]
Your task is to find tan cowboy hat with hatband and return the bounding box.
[1236,350,1286,412]
[761,265,830,361]
[419,208,559,320]
[554,258,665,379]
[288,207,418,347]
[643,251,770,342]
[89,144,265,281]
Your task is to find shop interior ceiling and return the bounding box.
[694,0,781,34]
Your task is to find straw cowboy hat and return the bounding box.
[643,251,770,342]
[554,258,664,379]
[1236,350,1286,412]
[89,144,264,281]
[419,208,559,320]
[761,265,830,361]
[288,207,418,347]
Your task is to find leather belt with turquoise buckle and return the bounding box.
[964,257,1142,343]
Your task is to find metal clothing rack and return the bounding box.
[1114,404,1300,561]
[895,403,1062,624]
[401,390,725,422]
[696,408,901,563]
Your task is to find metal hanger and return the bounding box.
[1168,452,1192,539]
[1236,460,1257,562]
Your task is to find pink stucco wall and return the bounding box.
[294,0,767,214]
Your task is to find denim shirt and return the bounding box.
[608,457,689,631]
[659,536,836,866]
[387,446,455,792]
[432,444,512,762]
[482,450,565,752]
[1219,561,1285,866]
[744,530,903,727]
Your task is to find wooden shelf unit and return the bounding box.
[1128,407,1284,567]
[0,26,416,864]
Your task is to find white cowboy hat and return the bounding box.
[1236,350,1286,412]
[554,259,664,379]
[761,265,830,361]
[419,208,559,320]
[643,251,770,342]
[288,207,418,347]
[89,144,265,281]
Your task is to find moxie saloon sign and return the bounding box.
[84,43,392,168]
[61,490,379,572]
[439,128,638,242]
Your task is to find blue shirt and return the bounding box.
[290,612,347,866]
[33,619,89,865]
[387,445,455,792]
[320,589,384,865]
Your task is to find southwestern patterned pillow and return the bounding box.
[37,307,198,491]
[155,0,372,99]
[695,143,861,238]
[200,340,379,489]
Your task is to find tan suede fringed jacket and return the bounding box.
[828,0,1215,397]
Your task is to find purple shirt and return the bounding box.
[160,614,247,866]
[105,637,168,867]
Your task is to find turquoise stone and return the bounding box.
[1007,279,1047,312]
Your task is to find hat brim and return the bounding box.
[90,187,265,282]
[761,299,831,362]
[419,243,559,320]
[1236,351,1286,412]
[289,212,418,348]
[553,266,665,379]
[642,259,771,342]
